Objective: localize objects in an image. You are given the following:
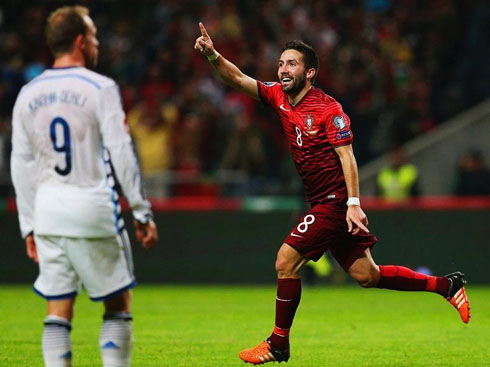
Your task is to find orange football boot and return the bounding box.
[445,272,470,323]
[239,339,290,365]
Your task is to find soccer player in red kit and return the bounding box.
[194,23,470,365]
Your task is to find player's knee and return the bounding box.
[352,269,380,288]
[356,275,375,288]
[275,257,288,274]
[275,258,295,278]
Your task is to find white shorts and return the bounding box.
[33,231,135,301]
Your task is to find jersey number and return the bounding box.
[50,117,72,176]
[297,214,315,233]
[295,126,303,147]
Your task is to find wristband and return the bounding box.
[346,197,360,206]
[207,50,220,61]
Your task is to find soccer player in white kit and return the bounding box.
[10,6,158,367]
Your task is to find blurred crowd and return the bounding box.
[0,0,489,197]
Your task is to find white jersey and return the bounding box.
[11,66,152,238]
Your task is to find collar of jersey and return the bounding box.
[47,66,84,70]
[287,85,313,108]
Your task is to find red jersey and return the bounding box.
[257,81,353,205]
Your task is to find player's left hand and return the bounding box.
[134,219,158,249]
[25,234,38,263]
[346,205,369,235]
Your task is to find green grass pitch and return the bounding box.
[1,285,489,366]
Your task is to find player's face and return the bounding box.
[82,15,99,69]
[278,49,307,95]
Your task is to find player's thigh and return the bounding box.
[346,247,380,286]
[66,232,135,300]
[275,243,309,277]
[34,235,80,298]
[284,203,378,272]
[329,231,378,272]
[284,203,343,262]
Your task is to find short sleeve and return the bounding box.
[257,81,281,107]
[324,102,353,147]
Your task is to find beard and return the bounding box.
[83,49,98,69]
[281,72,307,95]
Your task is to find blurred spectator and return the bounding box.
[220,112,266,195]
[174,111,204,175]
[127,101,177,197]
[172,111,216,196]
[221,114,266,176]
[454,150,490,196]
[377,146,420,201]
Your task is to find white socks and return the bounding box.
[42,312,133,367]
[99,312,133,367]
[42,315,72,367]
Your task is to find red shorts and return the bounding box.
[284,201,377,271]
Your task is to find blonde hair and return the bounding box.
[45,6,89,56]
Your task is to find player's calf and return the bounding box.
[377,265,449,295]
[100,312,133,367]
[42,315,72,367]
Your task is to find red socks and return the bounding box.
[269,278,301,349]
[378,265,449,296]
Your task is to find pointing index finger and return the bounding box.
[199,22,209,38]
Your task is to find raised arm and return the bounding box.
[334,144,370,235]
[195,22,259,100]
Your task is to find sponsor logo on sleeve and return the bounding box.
[333,115,346,129]
[335,129,352,140]
[263,81,277,87]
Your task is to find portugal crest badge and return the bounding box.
[304,114,319,136]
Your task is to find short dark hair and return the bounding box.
[45,6,89,57]
[283,40,319,83]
